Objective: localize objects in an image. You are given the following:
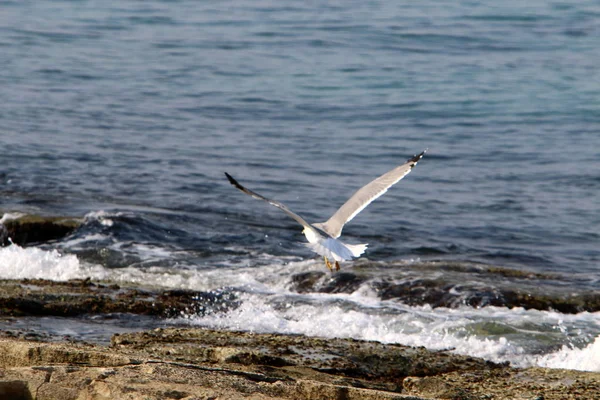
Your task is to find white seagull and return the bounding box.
[225,150,426,271]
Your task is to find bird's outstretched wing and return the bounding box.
[225,172,313,230]
[312,150,426,238]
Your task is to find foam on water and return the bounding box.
[536,335,600,372]
[84,210,118,223]
[0,212,26,224]
[181,292,600,372]
[0,244,214,288]
[0,242,311,291]
[0,244,102,281]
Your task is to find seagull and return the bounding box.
[225,150,426,271]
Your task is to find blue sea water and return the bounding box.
[0,0,599,370]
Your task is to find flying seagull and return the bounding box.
[225,150,426,271]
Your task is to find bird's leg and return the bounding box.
[323,256,333,271]
[334,261,340,271]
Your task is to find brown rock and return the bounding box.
[0,330,598,400]
[1,214,82,246]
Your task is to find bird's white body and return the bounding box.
[302,227,367,262]
[225,150,425,270]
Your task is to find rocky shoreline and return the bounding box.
[0,277,597,399]
[0,326,598,399]
[1,214,599,399]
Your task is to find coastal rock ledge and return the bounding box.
[0,328,597,400]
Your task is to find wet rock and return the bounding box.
[1,214,82,246]
[0,279,239,318]
[332,260,600,314]
[373,278,451,306]
[371,279,600,314]
[290,271,368,294]
[289,271,326,292]
[498,290,600,314]
[0,223,8,245]
[320,272,368,294]
[289,260,600,313]
[74,247,142,268]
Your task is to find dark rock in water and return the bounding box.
[0,223,8,244]
[289,271,367,294]
[74,247,142,268]
[373,278,451,306]
[372,279,600,314]
[1,214,82,246]
[320,272,368,294]
[0,279,239,318]
[289,271,326,292]
[290,261,600,314]
[158,289,240,318]
[498,290,600,314]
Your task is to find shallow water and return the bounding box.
[1,0,599,371]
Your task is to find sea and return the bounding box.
[1,0,599,372]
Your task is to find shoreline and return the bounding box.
[0,278,597,400]
[0,216,598,398]
[0,327,598,399]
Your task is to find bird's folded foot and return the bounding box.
[335,261,340,271]
[324,256,333,271]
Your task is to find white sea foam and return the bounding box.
[535,335,600,372]
[0,243,104,281]
[0,212,26,224]
[58,233,107,248]
[0,241,308,290]
[84,210,119,226]
[84,210,117,220]
[179,290,600,372]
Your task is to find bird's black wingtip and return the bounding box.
[407,149,427,167]
[224,172,236,184]
[225,172,245,191]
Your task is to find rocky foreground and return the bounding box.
[0,326,598,400]
[0,279,597,400]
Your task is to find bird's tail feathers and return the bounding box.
[345,243,368,258]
